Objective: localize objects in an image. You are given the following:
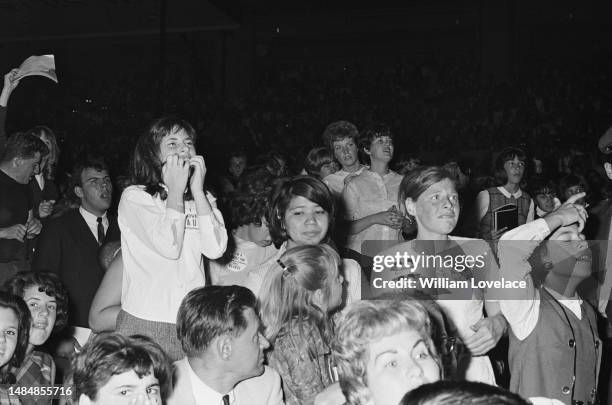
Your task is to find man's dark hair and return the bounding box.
[176,285,257,357]
[71,154,109,189]
[72,333,171,402]
[5,271,70,331]
[0,132,48,163]
[401,380,530,405]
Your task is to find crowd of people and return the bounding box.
[0,52,611,405]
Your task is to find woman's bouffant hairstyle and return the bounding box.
[333,299,439,405]
[322,120,359,152]
[25,126,60,181]
[4,271,69,332]
[398,166,455,217]
[71,333,171,402]
[304,147,335,179]
[229,169,275,229]
[267,175,335,247]
[259,244,341,358]
[129,116,197,200]
[0,292,30,377]
[493,147,527,186]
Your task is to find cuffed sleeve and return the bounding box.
[498,219,551,340]
[197,195,227,259]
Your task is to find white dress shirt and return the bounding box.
[187,360,235,405]
[118,186,228,323]
[79,206,108,241]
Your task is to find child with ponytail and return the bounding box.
[259,244,344,405]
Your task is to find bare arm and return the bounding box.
[89,253,123,332]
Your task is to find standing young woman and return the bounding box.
[376,166,507,384]
[117,116,227,360]
[475,147,535,240]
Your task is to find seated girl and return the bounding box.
[209,169,281,289]
[260,244,344,405]
[251,175,362,306]
[5,271,69,402]
[334,299,441,405]
[0,291,31,404]
[303,147,339,180]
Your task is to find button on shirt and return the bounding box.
[187,360,235,405]
[343,169,403,253]
[324,165,366,196]
[499,218,586,340]
[79,206,109,242]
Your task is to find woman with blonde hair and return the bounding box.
[334,299,441,405]
[259,244,344,405]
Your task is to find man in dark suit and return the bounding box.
[33,155,119,330]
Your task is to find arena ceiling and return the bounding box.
[0,0,239,42]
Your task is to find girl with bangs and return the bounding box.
[248,175,362,306]
[0,291,31,404]
[259,244,344,405]
[375,166,507,385]
[5,271,69,403]
[117,116,228,361]
[475,147,535,241]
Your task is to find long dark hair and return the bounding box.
[0,292,30,382]
[129,116,197,200]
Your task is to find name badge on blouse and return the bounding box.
[185,205,199,230]
[228,252,248,272]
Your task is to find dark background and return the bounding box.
[0,0,610,177]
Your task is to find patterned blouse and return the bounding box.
[13,350,56,405]
[267,321,336,405]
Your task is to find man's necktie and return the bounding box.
[222,394,230,405]
[97,217,105,245]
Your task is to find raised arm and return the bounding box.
[189,155,227,259]
[0,69,20,149]
[498,194,588,340]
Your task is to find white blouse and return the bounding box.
[118,186,228,323]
